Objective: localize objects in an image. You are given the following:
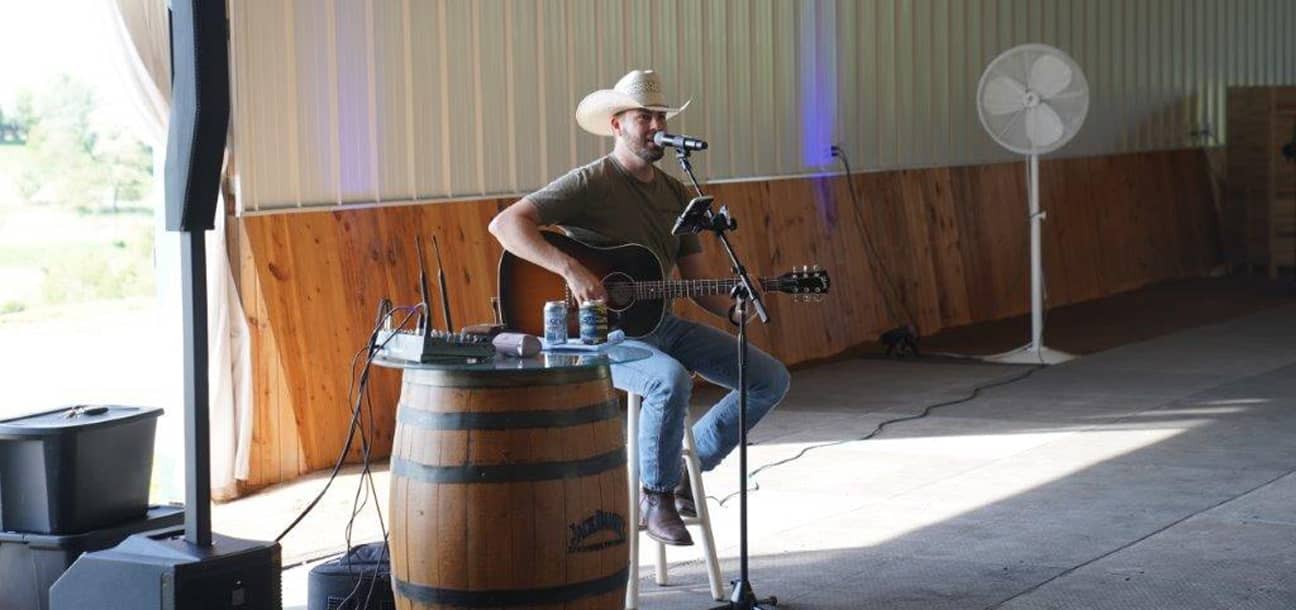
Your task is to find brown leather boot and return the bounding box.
[640,488,693,546]
[674,460,698,518]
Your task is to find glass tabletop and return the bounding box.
[373,344,652,371]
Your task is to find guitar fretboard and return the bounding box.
[605,278,778,301]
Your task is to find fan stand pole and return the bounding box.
[982,154,1076,366]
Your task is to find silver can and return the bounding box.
[543,300,568,344]
[579,299,608,345]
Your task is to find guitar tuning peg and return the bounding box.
[813,264,821,272]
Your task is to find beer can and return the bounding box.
[579,299,608,345]
[543,300,569,344]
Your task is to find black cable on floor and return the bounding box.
[710,361,1044,507]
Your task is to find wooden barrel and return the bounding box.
[388,364,628,610]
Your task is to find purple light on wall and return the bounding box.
[799,2,837,228]
[799,2,835,169]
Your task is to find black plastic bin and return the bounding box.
[0,503,183,610]
[0,405,163,534]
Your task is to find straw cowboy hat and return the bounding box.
[575,69,691,137]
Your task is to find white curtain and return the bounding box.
[101,0,253,501]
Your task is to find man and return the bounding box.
[488,69,790,546]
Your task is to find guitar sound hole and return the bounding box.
[602,272,636,311]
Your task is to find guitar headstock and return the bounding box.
[770,265,831,302]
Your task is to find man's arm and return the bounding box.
[488,198,607,303]
[677,252,734,320]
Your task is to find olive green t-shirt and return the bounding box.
[527,155,702,276]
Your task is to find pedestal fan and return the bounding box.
[976,43,1089,365]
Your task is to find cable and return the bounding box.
[273,305,421,543]
[832,145,920,332]
[710,360,1044,506]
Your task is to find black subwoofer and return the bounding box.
[308,542,395,610]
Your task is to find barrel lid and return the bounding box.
[0,405,164,438]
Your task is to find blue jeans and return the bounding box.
[611,313,791,493]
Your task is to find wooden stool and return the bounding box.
[625,392,724,609]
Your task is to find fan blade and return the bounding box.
[1025,103,1065,148]
[982,76,1027,116]
[1029,54,1073,98]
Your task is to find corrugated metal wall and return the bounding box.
[229,0,1296,214]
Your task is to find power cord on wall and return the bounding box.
[831,144,922,354]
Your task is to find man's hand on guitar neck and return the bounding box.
[562,263,608,304]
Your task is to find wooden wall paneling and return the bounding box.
[902,165,954,330]
[1187,150,1224,272]
[1125,154,1165,280]
[825,173,884,353]
[1226,87,1271,266]
[1059,156,1105,304]
[1142,153,1177,278]
[834,173,892,339]
[1126,154,1162,285]
[235,149,1225,492]
[1086,155,1138,293]
[292,213,363,469]
[967,161,1030,322]
[863,168,924,330]
[238,221,304,489]
[834,169,896,336]
[765,177,842,361]
[835,171,898,349]
[332,207,401,461]
[948,166,993,323]
[1154,152,1191,278]
[920,168,974,330]
[1158,151,1196,277]
[1035,156,1075,308]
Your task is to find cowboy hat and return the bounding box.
[575,69,691,137]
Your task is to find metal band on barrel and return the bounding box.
[394,567,628,607]
[396,398,619,430]
[390,448,626,484]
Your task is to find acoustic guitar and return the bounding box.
[497,231,830,338]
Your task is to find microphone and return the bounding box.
[653,131,708,151]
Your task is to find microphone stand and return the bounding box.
[671,146,776,610]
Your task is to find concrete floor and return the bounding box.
[271,300,1296,609]
[627,303,1296,609]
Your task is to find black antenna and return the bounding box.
[432,235,453,333]
[414,237,433,339]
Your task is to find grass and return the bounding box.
[0,201,155,313]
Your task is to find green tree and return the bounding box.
[16,75,152,211]
[94,124,153,210]
[11,91,38,133]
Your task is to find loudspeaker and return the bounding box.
[50,528,281,610]
[164,0,231,232]
[307,542,395,610]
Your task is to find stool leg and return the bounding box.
[655,537,668,584]
[684,426,725,601]
[626,393,640,610]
